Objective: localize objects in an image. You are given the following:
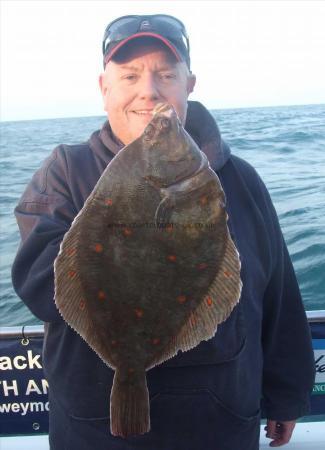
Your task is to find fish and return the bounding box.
[54,103,242,438]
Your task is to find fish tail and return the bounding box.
[110,367,150,437]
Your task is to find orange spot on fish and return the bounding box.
[135,308,144,318]
[105,198,113,206]
[66,248,76,256]
[123,228,132,237]
[152,338,160,345]
[223,270,232,278]
[79,300,86,310]
[197,262,208,270]
[200,195,208,205]
[177,295,187,304]
[206,297,213,306]
[94,243,103,253]
[68,270,76,279]
[167,254,177,262]
[98,290,106,301]
[128,367,135,374]
[111,340,118,347]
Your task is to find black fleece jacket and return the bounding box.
[12,101,314,423]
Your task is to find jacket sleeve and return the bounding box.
[11,146,77,323]
[259,178,315,420]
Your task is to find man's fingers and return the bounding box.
[265,420,278,439]
[265,420,296,447]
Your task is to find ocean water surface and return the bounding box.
[0,103,324,326]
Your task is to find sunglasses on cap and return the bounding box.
[102,14,190,68]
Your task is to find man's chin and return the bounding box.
[123,129,147,146]
[134,115,153,127]
[117,116,153,145]
[131,121,152,139]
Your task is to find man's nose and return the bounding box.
[138,75,160,100]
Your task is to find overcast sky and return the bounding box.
[1,0,325,121]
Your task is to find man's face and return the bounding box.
[99,42,196,145]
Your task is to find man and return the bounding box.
[12,14,314,450]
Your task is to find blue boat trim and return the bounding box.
[313,339,325,350]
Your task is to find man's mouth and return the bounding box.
[132,110,154,116]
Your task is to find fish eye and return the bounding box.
[161,118,170,129]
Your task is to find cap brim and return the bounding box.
[104,32,183,66]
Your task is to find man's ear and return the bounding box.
[99,73,107,96]
[187,73,196,95]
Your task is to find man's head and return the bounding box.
[99,15,196,145]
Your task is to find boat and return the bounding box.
[1,310,324,449]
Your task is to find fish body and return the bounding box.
[54,103,242,437]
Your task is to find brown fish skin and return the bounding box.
[54,103,242,437]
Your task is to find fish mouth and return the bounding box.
[153,103,174,118]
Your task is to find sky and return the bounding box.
[1,0,325,121]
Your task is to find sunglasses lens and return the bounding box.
[103,15,189,55]
[105,17,139,39]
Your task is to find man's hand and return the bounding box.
[264,419,296,447]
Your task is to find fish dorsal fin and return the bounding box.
[54,211,116,370]
[147,233,242,369]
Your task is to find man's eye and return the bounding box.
[160,73,176,80]
[123,74,137,81]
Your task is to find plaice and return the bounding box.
[54,103,242,437]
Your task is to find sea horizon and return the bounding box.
[1,101,325,124]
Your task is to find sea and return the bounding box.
[0,103,324,327]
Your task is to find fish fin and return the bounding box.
[147,233,242,368]
[174,233,242,352]
[154,196,173,226]
[155,182,213,227]
[110,367,150,437]
[54,216,115,368]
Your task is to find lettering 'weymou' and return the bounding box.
[0,401,50,416]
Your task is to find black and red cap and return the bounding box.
[102,14,191,69]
